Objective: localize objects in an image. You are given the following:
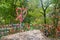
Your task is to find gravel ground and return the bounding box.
[1,30,60,40]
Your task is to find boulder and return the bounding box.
[1,30,50,40]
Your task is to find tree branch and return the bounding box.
[40,0,44,10]
[44,4,50,11]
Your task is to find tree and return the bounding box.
[40,0,51,26]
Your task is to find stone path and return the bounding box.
[0,30,58,40]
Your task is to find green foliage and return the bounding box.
[0,0,42,24]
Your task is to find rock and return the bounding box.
[1,30,51,40]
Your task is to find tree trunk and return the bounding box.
[44,10,46,26]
